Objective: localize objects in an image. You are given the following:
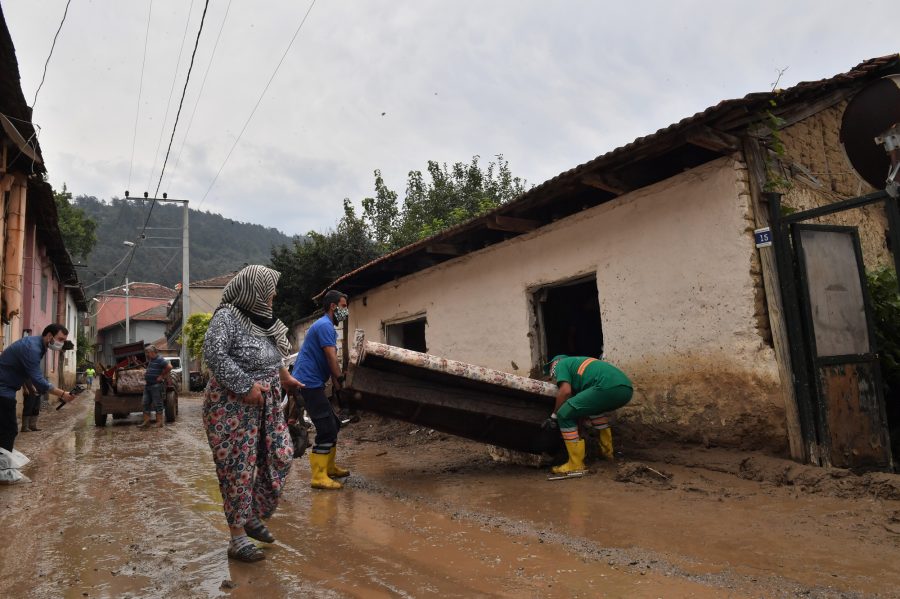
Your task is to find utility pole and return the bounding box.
[125,276,130,344]
[181,201,190,394]
[122,192,190,393]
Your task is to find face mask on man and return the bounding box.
[49,340,65,351]
[334,306,350,323]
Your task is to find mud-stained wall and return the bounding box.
[777,101,890,270]
[347,157,787,451]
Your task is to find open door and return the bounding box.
[793,224,893,469]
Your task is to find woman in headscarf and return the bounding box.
[202,265,302,562]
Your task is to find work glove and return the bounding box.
[541,413,558,431]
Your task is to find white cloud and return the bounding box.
[4,0,900,237]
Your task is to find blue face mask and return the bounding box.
[334,306,350,323]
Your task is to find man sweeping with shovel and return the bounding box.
[544,355,633,478]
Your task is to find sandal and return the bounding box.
[227,542,265,562]
[244,521,275,544]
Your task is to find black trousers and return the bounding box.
[0,395,18,451]
[22,393,41,417]
[300,387,339,454]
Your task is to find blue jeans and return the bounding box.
[142,382,164,415]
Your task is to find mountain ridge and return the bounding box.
[74,195,296,296]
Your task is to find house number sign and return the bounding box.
[754,227,772,248]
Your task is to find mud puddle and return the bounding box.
[1,398,898,598]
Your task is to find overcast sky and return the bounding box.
[3,0,899,237]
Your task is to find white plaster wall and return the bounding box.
[347,157,788,450]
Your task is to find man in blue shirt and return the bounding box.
[0,324,75,451]
[292,289,350,490]
[139,345,172,429]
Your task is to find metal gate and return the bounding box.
[770,191,896,470]
[793,225,892,468]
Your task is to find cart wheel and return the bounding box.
[94,402,108,427]
[165,390,177,423]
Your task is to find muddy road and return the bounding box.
[2,394,899,598]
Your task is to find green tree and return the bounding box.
[363,154,527,250]
[272,154,526,324]
[54,185,98,261]
[182,312,212,364]
[76,327,91,367]
[866,266,900,460]
[271,200,378,326]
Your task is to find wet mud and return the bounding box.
[1,394,899,598]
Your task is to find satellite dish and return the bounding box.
[840,74,900,190]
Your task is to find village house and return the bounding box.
[324,55,900,470]
[87,282,176,366]
[95,304,171,367]
[0,9,87,388]
[165,270,238,368]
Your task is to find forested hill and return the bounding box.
[74,195,295,294]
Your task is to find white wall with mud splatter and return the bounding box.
[347,157,788,451]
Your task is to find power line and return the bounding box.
[122,0,210,286]
[31,0,72,111]
[127,0,154,193]
[82,247,135,289]
[198,0,317,209]
[164,0,233,191]
[146,0,196,193]
[153,0,211,197]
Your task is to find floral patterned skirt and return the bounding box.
[202,374,293,527]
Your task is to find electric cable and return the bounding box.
[82,246,135,289]
[121,0,209,286]
[127,0,154,193]
[164,0,233,191]
[198,0,317,209]
[153,0,211,197]
[146,0,196,193]
[31,0,72,111]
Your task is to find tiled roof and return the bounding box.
[98,282,177,300]
[98,303,170,332]
[131,304,170,321]
[191,271,238,288]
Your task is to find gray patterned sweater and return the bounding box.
[203,306,282,395]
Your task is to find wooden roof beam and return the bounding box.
[485,215,541,234]
[425,243,462,256]
[580,173,628,195]
[685,126,741,153]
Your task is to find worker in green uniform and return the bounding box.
[543,355,633,475]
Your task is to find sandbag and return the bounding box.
[0,447,30,470]
[0,468,30,484]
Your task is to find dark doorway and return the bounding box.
[537,278,604,362]
[385,317,427,352]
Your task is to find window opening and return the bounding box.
[384,317,427,352]
[534,277,604,368]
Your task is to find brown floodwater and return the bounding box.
[1,395,898,598]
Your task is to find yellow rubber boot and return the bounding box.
[551,439,586,474]
[310,452,343,490]
[328,447,350,478]
[598,427,614,461]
